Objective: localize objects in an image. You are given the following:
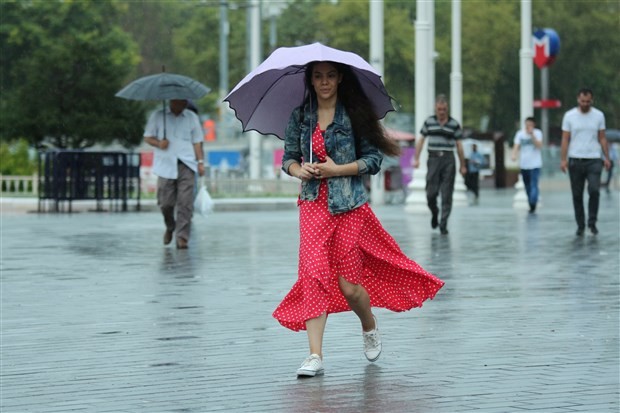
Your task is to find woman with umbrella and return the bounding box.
[271,61,445,377]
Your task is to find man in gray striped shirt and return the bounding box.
[413,95,467,234]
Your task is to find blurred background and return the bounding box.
[1,0,618,201]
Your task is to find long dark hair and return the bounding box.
[303,61,400,157]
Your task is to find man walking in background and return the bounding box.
[465,143,486,205]
[144,99,205,249]
[512,117,543,213]
[413,95,467,235]
[560,88,610,236]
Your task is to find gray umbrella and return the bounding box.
[116,72,210,100]
[115,72,210,138]
[606,129,620,143]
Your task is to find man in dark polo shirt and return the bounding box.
[413,95,467,234]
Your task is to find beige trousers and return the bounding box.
[157,162,196,242]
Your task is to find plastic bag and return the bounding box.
[194,185,214,216]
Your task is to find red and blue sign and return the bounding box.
[533,28,560,69]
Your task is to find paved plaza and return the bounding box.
[1,185,619,412]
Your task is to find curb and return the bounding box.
[0,197,298,214]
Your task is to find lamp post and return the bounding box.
[450,0,467,206]
[513,0,536,210]
[218,1,230,140]
[369,0,386,206]
[248,0,262,180]
[520,0,534,130]
[405,0,433,212]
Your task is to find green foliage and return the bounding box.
[0,0,146,149]
[1,0,618,149]
[276,0,416,111]
[277,0,324,47]
[172,3,235,113]
[533,0,620,132]
[118,1,179,79]
[460,0,520,131]
[0,139,37,175]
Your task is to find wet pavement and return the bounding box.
[1,187,619,412]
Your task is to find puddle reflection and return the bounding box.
[159,247,197,281]
[279,363,432,413]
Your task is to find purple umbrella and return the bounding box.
[224,42,395,140]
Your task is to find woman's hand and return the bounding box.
[313,156,339,179]
[297,162,319,181]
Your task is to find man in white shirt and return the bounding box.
[512,117,543,213]
[561,88,611,236]
[144,99,205,248]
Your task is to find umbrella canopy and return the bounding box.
[115,72,210,140]
[115,73,210,101]
[606,129,620,143]
[224,42,395,140]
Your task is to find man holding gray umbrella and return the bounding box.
[116,71,210,249]
[144,99,205,249]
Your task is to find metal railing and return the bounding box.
[37,151,142,212]
[205,178,300,197]
[1,173,300,199]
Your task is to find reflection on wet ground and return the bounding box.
[1,189,618,412]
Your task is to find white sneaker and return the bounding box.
[363,315,382,362]
[296,354,324,377]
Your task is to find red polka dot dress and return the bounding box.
[273,125,444,331]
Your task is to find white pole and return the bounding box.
[415,0,431,146]
[514,0,536,210]
[520,0,534,128]
[429,0,436,104]
[219,2,229,120]
[450,0,468,206]
[405,0,432,212]
[248,0,262,180]
[450,0,462,126]
[370,0,386,206]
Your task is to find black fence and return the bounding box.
[38,151,141,212]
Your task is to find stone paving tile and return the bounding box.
[1,188,618,412]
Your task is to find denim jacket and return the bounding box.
[282,100,383,215]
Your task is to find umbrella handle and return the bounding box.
[308,98,313,164]
[162,100,167,140]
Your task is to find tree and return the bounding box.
[118,1,180,79]
[3,0,616,151]
[276,0,416,112]
[0,1,146,149]
[0,139,37,175]
[171,2,244,114]
[458,0,520,131]
[533,0,620,133]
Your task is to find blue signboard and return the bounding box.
[207,151,241,170]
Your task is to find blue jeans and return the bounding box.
[520,168,540,209]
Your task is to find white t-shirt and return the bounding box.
[513,128,543,169]
[561,107,606,159]
[144,108,203,179]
